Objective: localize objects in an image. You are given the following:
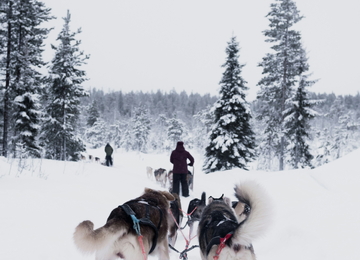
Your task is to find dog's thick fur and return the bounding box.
[198,181,272,260]
[167,170,173,192]
[73,188,174,260]
[154,168,167,188]
[187,192,206,237]
[168,193,183,246]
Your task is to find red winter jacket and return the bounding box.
[170,142,194,174]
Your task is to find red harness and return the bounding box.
[213,233,233,260]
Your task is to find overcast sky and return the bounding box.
[41,0,360,101]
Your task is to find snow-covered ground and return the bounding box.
[1,147,360,260]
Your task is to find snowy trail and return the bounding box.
[1,149,360,259]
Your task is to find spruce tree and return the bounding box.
[203,36,256,173]
[87,100,100,127]
[85,118,107,149]
[40,10,89,161]
[257,0,305,170]
[284,47,318,168]
[132,106,151,152]
[0,0,53,157]
[167,114,184,147]
[284,77,316,168]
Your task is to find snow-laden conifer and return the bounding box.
[203,36,256,173]
[0,0,53,157]
[257,0,314,170]
[40,10,89,161]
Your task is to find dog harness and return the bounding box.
[204,216,239,256]
[120,201,163,254]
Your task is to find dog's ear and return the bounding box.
[208,196,214,204]
[224,197,232,207]
[144,187,154,193]
[161,191,175,201]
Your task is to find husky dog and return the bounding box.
[187,170,194,191]
[146,166,153,180]
[198,181,271,260]
[73,188,175,260]
[187,192,206,237]
[154,168,167,188]
[168,192,183,246]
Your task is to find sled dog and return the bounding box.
[198,181,271,260]
[154,168,167,187]
[146,166,153,179]
[73,188,175,260]
[187,192,206,237]
[167,170,173,192]
[168,192,183,246]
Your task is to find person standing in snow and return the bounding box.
[105,143,113,166]
[170,141,194,197]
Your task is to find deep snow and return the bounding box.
[1,147,360,260]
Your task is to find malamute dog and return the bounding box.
[198,181,271,260]
[73,188,174,260]
[168,192,183,247]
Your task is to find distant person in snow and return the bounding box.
[105,143,113,166]
[170,141,194,197]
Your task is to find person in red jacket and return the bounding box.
[170,141,194,197]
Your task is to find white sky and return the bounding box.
[41,0,360,101]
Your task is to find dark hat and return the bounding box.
[176,141,185,150]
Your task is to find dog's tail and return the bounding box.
[233,181,272,247]
[73,220,127,254]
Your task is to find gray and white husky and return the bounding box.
[198,181,272,260]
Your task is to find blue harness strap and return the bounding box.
[120,203,161,254]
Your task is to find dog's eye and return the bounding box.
[244,205,251,214]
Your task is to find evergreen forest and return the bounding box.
[0,0,359,171]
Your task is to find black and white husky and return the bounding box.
[198,181,272,260]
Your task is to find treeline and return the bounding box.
[82,88,218,123]
[80,88,360,170]
[79,89,218,152]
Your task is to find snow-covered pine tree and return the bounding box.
[330,97,350,159]
[203,36,256,173]
[85,118,107,148]
[282,48,318,168]
[40,10,89,161]
[0,0,53,157]
[13,1,53,158]
[167,114,184,147]
[120,124,133,152]
[87,100,100,127]
[284,75,317,169]
[257,0,305,170]
[315,128,333,166]
[149,114,168,151]
[193,106,214,150]
[132,106,151,152]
